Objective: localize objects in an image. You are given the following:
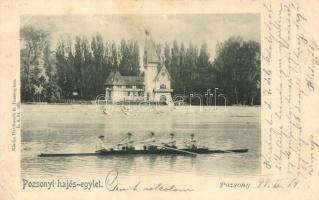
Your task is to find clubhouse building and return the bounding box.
[104,34,173,104]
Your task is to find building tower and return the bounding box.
[143,30,160,102]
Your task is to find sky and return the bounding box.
[21,14,260,59]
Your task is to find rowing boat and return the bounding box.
[38,148,248,157]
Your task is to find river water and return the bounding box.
[21,105,260,178]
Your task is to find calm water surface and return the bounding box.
[21,105,260,178]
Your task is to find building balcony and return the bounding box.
[111,88,144,92]
[153,88,173,93]
[123,88,144,92]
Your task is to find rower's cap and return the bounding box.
[127,132,132,136]
[190,133,194,136]
[99,135,105,138]
[170,133,175,136]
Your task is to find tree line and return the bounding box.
[20,25,260,105]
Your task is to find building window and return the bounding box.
[126,85,133,89]
[160,95,167,103]
[160,84,166,89]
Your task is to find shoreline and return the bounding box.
[21,102,261,107]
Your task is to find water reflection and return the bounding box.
[21,105,260,178]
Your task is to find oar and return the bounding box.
[197,143,236,154]
[115,136,131,149]
[156,143,199,156]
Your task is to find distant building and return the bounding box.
[104,33,173,104]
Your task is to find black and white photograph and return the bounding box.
[20,14,261,179]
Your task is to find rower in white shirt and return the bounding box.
[117,132,135,150]
[162,133,177,148]
[95,135,110,152]
[184,133,197,149]
[143,132,157,150]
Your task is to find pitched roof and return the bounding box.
[145,38,160,63]
[105,71,144,86]
[155,65,171,81]
[122,76,144,86]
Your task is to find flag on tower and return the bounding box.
[145,29,149,36]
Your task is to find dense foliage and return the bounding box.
[20,25,260,105]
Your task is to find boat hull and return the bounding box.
[38,148,248,157]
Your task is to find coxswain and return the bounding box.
[117,132,135,150]
[162,133,177,148]
[143,132,157,150]
[95,135,109,152]
[184,133,197,149]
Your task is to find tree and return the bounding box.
[91,34,105,95]
[82,36,93,97]
[240,41,261,105]
[21,27,260,105]
[102,41,112,90]
[170,41,180,91]
[197,43,211,75]
[130,40,140,76]
[163,43,171,70]
[179,43,186,88]
[73,36,84,96]
[118,39,129,75]
[194,43,214,95]
[20,25,50,102]
[55,38,68,99]
[213,37,260,105]
[66,36,75,98]
[118,39,140,76]
[110,41,118,71]
[184,43,198,88]
[43,42,61,102]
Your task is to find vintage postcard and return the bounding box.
[0,0,318,199]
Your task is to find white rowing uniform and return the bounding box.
[143,136,157,147]
[95,138,108,151]
[118,137,134,148]
[164,137,176,147]
[184,137,197,149]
